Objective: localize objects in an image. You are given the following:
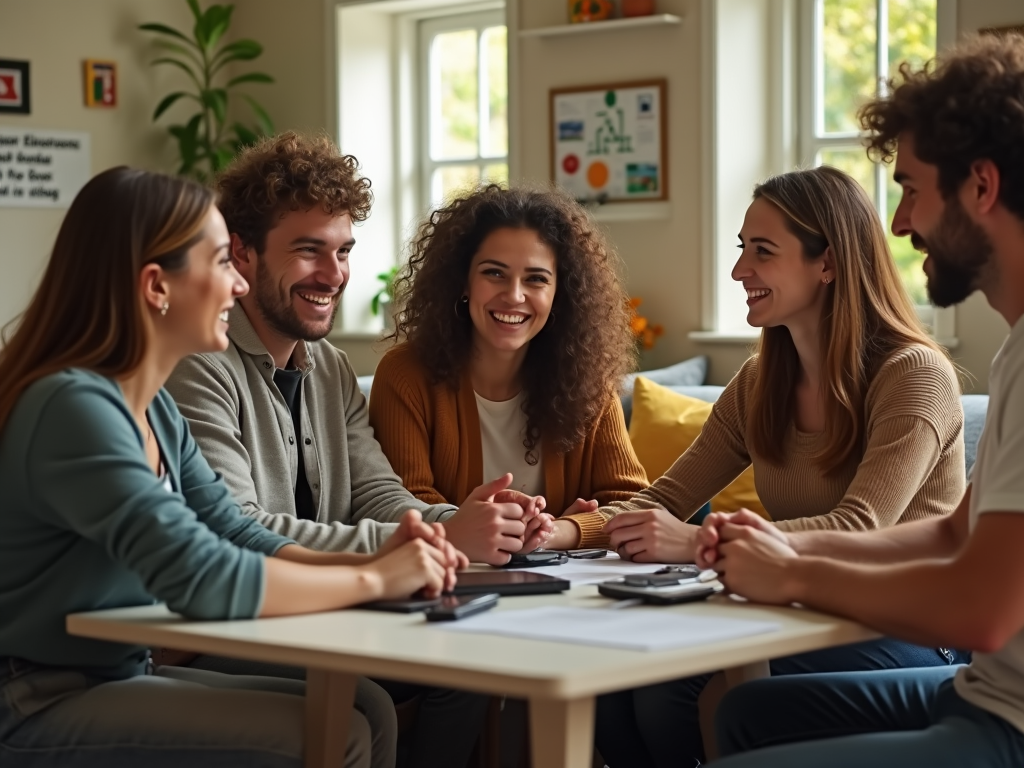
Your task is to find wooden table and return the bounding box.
[68,586,875,768]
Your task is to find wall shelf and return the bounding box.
[519,14,682,39]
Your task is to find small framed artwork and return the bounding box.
[550,79,668,204]
[0,59,31,115]
[83,60,117,107]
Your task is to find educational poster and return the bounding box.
[0,128,91,208]
[551,80,666,203]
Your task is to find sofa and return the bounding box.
[357,354,989,480]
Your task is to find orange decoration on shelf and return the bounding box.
[628,297,664,350]
[568,0,615,23]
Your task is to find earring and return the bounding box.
[453,295,468,318]
[822,277,831,285]
[160,302,169,316]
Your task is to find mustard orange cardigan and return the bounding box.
[368,343,649,547]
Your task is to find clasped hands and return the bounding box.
[604,506,801,605]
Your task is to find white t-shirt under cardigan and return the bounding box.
[474,391,545,498]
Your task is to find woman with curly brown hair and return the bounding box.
[369,185,648,563]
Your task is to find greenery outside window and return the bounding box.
[802,0,935,308]
[419,10,508,208]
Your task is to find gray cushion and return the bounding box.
[962,394,988,479]
[620,356,709,427]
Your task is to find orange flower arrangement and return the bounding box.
[628,297,664,350]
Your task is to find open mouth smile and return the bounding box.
[489,310,529,326]
[297,291,335,307]
[745,288,772,305]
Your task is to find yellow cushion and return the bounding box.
[627,376,769,519]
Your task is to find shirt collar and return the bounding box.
[228,304,316,375]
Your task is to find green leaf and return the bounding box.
[138,22,196,46]
[232,122,259,147]
[171,113,204,172]
[210,39,262,72]
[153,40,205,69]
[186,0,203,22]
[226,72,274,87]
[212,145,235,171]
[202,88,229,125]
[151,57,202,89]
[371,294,381,316]
[242,95,274,136]
[203,5,234,51]
[152,91,191,120]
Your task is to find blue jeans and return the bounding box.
[594,638,966,767]
[0,656,394,768]
[712,666,1024,767]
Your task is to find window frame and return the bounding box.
[797,0,958,343]
[417,9,508,209]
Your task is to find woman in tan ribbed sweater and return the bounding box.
[369,186,648,565]
[595,166,967,768]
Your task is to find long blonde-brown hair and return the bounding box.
[0,166,215,432]
[748,166,945,473]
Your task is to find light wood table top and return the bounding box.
[68,585,875,768]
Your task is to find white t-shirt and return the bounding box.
[955,316,1024,732]
[474,391,545,498]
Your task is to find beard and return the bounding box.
[253,264,340,342]
[921,197,994,308]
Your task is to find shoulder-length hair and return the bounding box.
[748,166,945,473]
[0,166,215,431]
[390,185,636,460]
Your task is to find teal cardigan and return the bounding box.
[0,369,293,678]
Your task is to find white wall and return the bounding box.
[0,0,195,332]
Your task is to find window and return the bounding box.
[419,11,508,208]
[802,0,936,308]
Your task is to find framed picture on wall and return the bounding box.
[0,59,31,115]
[550,79,667,204]
[83,60,117,107]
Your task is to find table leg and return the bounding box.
[700,660,770,761]
[528,696,595,768]
[305,669,358,768]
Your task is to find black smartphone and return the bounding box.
[566,548,608,559]
[502,550,569,568]
[360,596,442,613]
[624,573,698,587]
[597,580,717,605]
[424,593,500,622]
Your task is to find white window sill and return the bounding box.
[688,330,760,344]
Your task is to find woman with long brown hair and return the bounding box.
[0,167,463,768]
[595,166,967,767]
[369,185,648,565]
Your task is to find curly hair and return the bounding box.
[215,131,373,253]
[860,33,1024,219]
[390,185,636,460]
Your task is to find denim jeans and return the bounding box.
[0,656,395,768]
[594,638,967,767]
[712,665,1024,767]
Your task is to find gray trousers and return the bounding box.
[0,656,395,768]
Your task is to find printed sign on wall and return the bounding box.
[551,79,667,204]
[0,59,31,115]
[0,129,91,208]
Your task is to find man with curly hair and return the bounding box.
[696,33,1024,768]
[164,131,531,767]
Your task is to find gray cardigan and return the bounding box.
[165,305,456,552]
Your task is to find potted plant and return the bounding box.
[139,0,275,180]
[371,266,400,331]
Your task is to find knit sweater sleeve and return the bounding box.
[600,359,756,523]
[369,347,450,506]
[775,347,965,532]
[567,397,650,547]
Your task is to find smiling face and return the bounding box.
[891,133,994,308]
[163,206,248,354]
[732,197,833,330]
[465,227,557,357]
[236,207,354,343]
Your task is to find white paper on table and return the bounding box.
[522,553,708,585]
[438,606,780,652]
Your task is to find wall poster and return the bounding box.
[0,128,91,208]
[551,79,667,204]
